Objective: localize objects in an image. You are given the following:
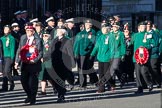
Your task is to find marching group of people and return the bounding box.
[0,10,161,105]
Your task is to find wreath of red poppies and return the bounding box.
[134,47,149,65]
[20,44,38,63]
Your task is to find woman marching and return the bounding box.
[38,29,57,96]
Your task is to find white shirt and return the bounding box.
[27,36,34,45]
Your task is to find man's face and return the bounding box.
[101,27,108,34]
[85,23,92,29]
[112,25,119,32]
[43,34,50,41]
[140,25,146,32]
[4,27,10,35]
[48,20,55,27]
[13,26,20,31]
[67,22,74,28]
[26,29,35,36]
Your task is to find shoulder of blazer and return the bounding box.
[20,34,27,40]
[8,34,14,38]
[34,34,41,40]
[52,37,58,44]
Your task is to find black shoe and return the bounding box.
[24,98,30,103]
[57,97,65,103]
[9,84,15,91]
[119,82,125,88]
[30,97,36,105]
[0,88,8,92]
[30,101,36,105]
[156,84,161,88]
[13,72,19,76]
[135,87,143,94]
[148,85,153,92]
[53,88,58,94]
[38,91,46,96]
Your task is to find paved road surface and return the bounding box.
[0,62,161,108]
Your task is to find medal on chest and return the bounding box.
[126,38,131,46]
[88,32,92,39]
[115,33,119,40]
[143,33,147,43]
[116,36,119,40]
[105,36,109,44]
[6,37,10,47]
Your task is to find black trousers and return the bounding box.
[135,63,152,88]
[21,64,39,102]
[2,57,14,89]
[149,58,161,85]
[78,55,98,87]
[121,55,134,81]
[98,62,110,90]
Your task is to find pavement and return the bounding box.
[0,62,161,108]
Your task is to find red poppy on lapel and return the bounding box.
[45,44,49,51]
[32,40,36,45]
[89,32,92,35]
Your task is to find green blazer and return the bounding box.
[91,33,114,62]
[111,30,126,58]
[73,29,96,57]
[1,34,15,60]
[131,31,155,62]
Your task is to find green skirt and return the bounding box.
[38,60,52,81]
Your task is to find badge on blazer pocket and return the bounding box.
[147,34,152,39]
